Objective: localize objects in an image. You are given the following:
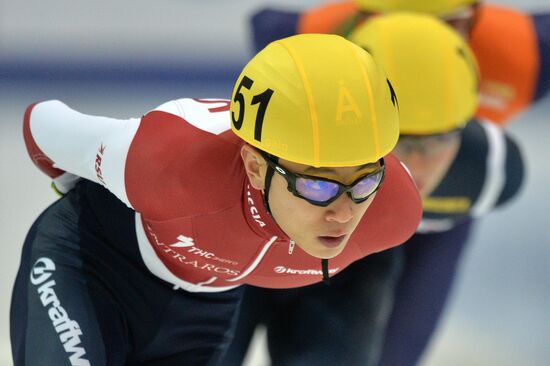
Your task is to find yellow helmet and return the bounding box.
[349,13,479,135]
[230,34,399,167]
[354,0,478,16]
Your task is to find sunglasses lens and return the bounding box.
[351,170,384,200]
[295,178,340,203]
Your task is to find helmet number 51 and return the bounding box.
[231,75,274,142]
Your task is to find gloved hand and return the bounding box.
[51,172,81,196]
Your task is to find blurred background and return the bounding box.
[1,1,548,365]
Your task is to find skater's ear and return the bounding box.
[240,144,266,190]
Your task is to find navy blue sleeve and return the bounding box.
[532,13,550,100]
[249,8,300,53]
[496,133,524,207]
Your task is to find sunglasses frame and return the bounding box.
[261,153,385,207]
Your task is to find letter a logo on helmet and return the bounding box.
[230,34,399,167]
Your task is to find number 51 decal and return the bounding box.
[231,76,274,142]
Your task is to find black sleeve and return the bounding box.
[532,12,550,101]
[249,8,300,53]
[495,133,525,207]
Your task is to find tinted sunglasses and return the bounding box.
[396,129,463,157]
[262,154,385,207]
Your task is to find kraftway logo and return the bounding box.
[30,257,90,366]
[274,266,340,276]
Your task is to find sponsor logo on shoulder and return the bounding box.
[95,143,106,185]
[31,257,90,366]
[145,226,240,275]
[168,235,238,265]
[170,235,195,248]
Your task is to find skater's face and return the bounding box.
[392,130,462,197]
[240,145,382,259]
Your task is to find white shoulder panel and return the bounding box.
[154,98,231,135]
[471,120,506,217]
[30,100,140,208]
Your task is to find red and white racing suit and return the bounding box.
[23,98,422,292]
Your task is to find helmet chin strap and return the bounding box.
[322,259,331,285]
[262,155,277,216]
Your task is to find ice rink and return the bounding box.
[1,1,549,365]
